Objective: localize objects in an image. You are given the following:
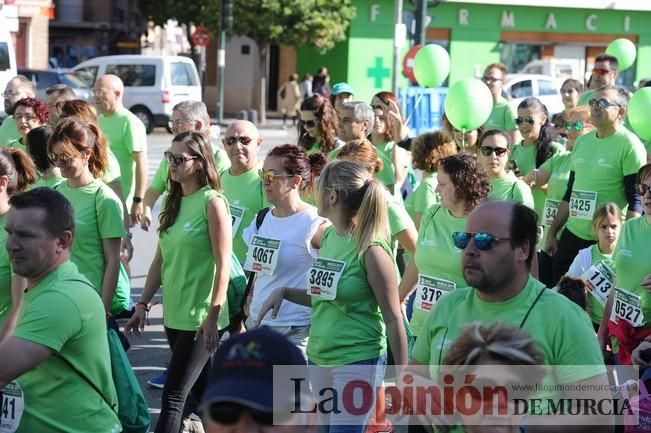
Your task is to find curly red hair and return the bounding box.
[14,97,49,124]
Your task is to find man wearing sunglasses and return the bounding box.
[577,54,618,107]
[409,201,611,433]
[200,327,315,432]
[481,63,520,145]
[546,85,646,282]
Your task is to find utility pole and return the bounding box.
[218,0,233,125]
[414,0,427,46]
[392,0,405,95]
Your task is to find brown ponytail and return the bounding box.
[0,148,37,194]
[48,118,108,179]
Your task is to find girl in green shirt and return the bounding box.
[0,148,34,343]
[127,131,232,432]
[255,160,407,432]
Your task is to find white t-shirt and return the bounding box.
[243,206,324,326]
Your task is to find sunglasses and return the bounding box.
[301,119,317,128]
[258,169,294,184]
[452,231,511,251]
[588,98,620,110]
[480,146,508,157]
[164,151,198,166]
[224,136,253,146]
[48,152,76,164]
[515,116,535,125]
[481,76,502,83]
[566,121,592,132]
[637,183,651,196]
[207,403,274,426]
[591,68,613,76]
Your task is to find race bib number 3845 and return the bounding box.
[307,258,346,301]
[0,382,24,433]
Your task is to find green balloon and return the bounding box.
[606,38,637,71]
[629,88,651,140]
[444,78,493,131]
[413,44,450,88]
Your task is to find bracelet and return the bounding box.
[136,302,150,312]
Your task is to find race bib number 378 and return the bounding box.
[414,275,455,312]
[307,258,346,301]
[0,382,24,433]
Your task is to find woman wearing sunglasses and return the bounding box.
[0,148,35,343]
[297,94,341,156]
[399,153,490,339]
[9,97,48,152]
[477,130,534,208]
[256,159,407,432]
[242,144,328,355]
[47,118,128,317]
[525,107,594,286]
[126,131,232,432]
[603,164,651,366]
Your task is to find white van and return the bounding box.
[0,17,17,119]
[72,55,201,133]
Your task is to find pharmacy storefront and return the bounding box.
[296,0,651,102]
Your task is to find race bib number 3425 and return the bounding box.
[569,190,597,221]
[307,258,346,301]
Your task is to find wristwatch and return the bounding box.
[132,196,143,203]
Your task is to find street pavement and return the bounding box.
[122,120,298,430]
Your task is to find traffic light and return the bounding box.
[221,0,233,31]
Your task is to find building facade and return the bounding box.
[1,0,53,69]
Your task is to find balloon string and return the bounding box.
[462,128,466,151]
[404,93,424,126]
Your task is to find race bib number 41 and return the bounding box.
[611,288,645,328]
[0,382,24,433]
[581,261,615,306]
[569,190,597,220]
[307,258,346,301]
[244,236,281,275]
[414,275,455,312]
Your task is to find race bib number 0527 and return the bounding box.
[611,288,645,328]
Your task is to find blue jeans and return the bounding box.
[309,353,387,433]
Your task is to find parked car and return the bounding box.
[0,20,17,119]
[504,74,564,115]
[72,55,202,133]
[18,69,91,101]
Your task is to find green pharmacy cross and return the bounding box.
[368,56,391,88]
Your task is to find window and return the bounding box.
[538,80,558,96]
[105,64,156,87]
[510,80,533,99]
[75,66,98,87]
[37,72,59,89]
[171,62,198,86]
[0,43,9,71]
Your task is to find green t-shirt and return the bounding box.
[374,140,398,188]
[221,165,268,264]
[98,107,147,205]
[12,261,121,433]
[589,245,614,325]
[7,137,26,153]
[150,149,230,193]
[307,226,390,365]
[539,151,572,244]
[0,215,10,325]
[510,141,565,220]
[404,171,438,222]
[56,179,126,296]
[413,275,606,388]
[0,116,20,147]
[387,192,413,239]
[410,205,467,336]
[30,173,64,190]
[613,216,651,326]
[489,171,535,209]
[102,148,122,184]
[567,128,646,240]
[483,97,516,132]
[159,186,230,331]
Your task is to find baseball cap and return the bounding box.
[199,327,307,413]
[331,82,354,96]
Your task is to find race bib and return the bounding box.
[414,275,456,312]
[611,288,645,327]
[307,258,346,301]
[569,190,597,221]
[229,205,245,236]
[244,235,281,275]
[0,382,24,433]
[581,261,615,306]
[542,199,561,227]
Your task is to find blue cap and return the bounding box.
[199,327,307,412]
[331,82,354,96]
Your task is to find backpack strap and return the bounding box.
[239,207,272,313]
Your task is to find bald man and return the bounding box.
[0,75,36,147]
[220,120,269,264]
[94,74,148,224]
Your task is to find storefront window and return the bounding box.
[501,43,542,75]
